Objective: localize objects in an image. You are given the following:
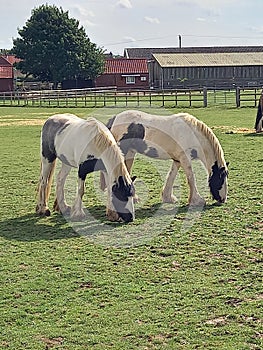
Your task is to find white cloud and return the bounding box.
[123,36,136,43]
[248,25,263,34]
[144,16,160,24]
[196,16,217,23]
[116,0,132,9]
[69,5,96,27]
[181,0,239,7]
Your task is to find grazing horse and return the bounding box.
[255,94,263,132]
[101,110,228,206]
[36,113,135,222]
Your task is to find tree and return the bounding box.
[12,4,105,88]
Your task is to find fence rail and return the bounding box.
[0,87,261,108]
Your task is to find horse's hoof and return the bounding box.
[162,195,178,204]
[106,208,119,222]
[70,214,86,222]
[70,209,86,221]
[36,205,51,216]
[45,209,51,216]
[59,206,71,216]
[189,199,206,207]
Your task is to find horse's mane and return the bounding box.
[180,113,226,167]
[94,123,130,182]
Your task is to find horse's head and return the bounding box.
[111,176,136,222]
[208,161,228,204]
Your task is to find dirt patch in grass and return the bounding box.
[0,119,45,127]
[212,125,255,134]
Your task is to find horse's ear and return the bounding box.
[131,176,137,182]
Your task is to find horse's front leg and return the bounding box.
[53,163,71,215]
[181,157,206,206]
[70,177,86,221]
[162,160,180,203]
[36,158,56,216]
[106,185,119,222]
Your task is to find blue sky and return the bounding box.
[1,0,263,55]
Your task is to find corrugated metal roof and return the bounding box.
[125,46,263,59]
[0,66,13,78]
[104,59,148,74]
[153,52,263,67]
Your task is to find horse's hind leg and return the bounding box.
[162,160,180,203]
[124,150,136,174]
[125,150,140,203]
[53,163,71,215]
[36,157,56,216]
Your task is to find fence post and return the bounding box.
[254,88,257,107]
[203,87,207,107]
[236,87,240,107]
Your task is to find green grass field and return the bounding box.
[0,106,262,350]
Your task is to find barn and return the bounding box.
[124,46,263,89]
[0,55,22,92]
[95,58,149,90]
[150,52,263,89]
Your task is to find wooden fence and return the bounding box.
[0,87,261,108]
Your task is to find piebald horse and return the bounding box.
[36,113,135,222]
[101,110,228,206]
[255,94,263,132]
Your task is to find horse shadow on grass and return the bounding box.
[0,212,78,242]
[0,202,218,243]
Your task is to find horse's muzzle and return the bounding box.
[119,212,134,223]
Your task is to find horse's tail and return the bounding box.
[45,160,56,201]
[255,96,263,131]
[36,159,56,201]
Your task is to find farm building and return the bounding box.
[0,55,22,92]
[0,56,14,92]
[124,46,263,89]
[124,45,263,59]
[150,52,263,89]
[95,58,149,90]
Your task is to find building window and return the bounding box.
[141,76,146,81]
[126,76,135,84]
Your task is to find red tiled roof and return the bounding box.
[0,56,12,66]
[104,59,148,74]
[0,66,13,78]
[3,55,21,65]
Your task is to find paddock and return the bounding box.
[0,106,261,349]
